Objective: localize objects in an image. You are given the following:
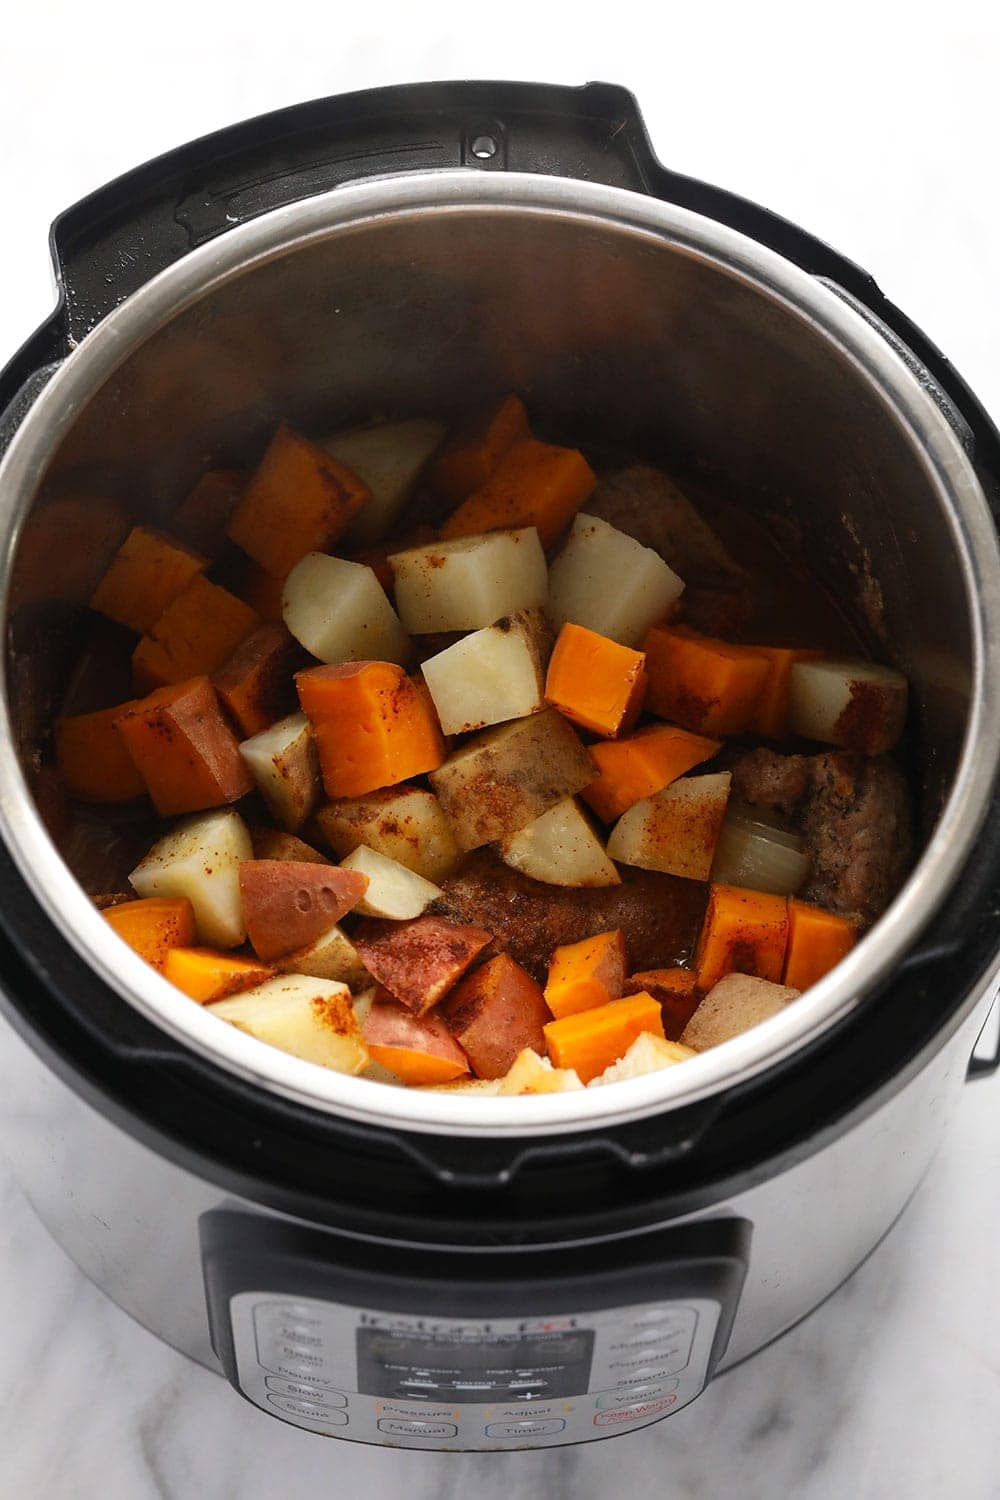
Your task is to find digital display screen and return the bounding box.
[356,1326,595,1401]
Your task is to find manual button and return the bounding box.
[377,1418,458,1438]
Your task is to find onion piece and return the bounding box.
[711,803,810,896]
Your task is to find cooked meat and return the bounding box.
[585,465,743,583]
[730,748,912,927]
[433,849,708,982]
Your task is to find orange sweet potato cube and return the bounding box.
[695,883,789,992]
[427,394,530,505]
[362,997,470,1086]
[55,702,147,804]
[164,947,275,1002]
[212,622,303,739]
[233,559,287,623]
[625,967,700,1039]
[439,436,596,549]
[746,646,827,739]
[296,661,446,799]
[544,930,627,1019]
[643,625,771,737]
[543,992,665,1084]
[173,469,244,557]
[580,724,722,823]
[132,576,260,691]
[545,623,647,738]
[226,424,372,579]
[114,676,254,816]
[104,896,196,972]
[783,900,856,990]
[90,525,208,633]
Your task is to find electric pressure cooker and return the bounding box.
[0,81,998,1452]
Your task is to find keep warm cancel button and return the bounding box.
[593,1395,678,1426]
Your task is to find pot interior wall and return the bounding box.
[7,206,973,858]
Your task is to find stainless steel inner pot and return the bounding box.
[1,171,997,1136]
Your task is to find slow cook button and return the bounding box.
[377,1419,458,1439]
[596,1380,680,1409]
[485,1419,567,1439]
[593,1395,678,1426]
[264,1377,347,1407]
[267,1395,348,1424]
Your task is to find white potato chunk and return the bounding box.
[429,708,596,850]
[788,656,908,756]
[421,608,551,735]
[129,809,251,949]
[589,1031,698,1085]
[277,923,370,987]
[389,528,547,633]
[499,798,620,887]
[282,552,410,664]
[209,975,368,1074]
[497,1047,584,1094]
[340,846,442,919]
[679,973,801,1050]
[322,419,446,548]
[239,712,321,833]
[607,772,731,881]
[548,514,685,647]
[313,785,461,883]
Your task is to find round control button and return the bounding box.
[267,1395,348,1424]
[264,1377,347,1407]
[376,1418,458,1438]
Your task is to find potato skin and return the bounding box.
[354,915,492,1015]
[442,955,550,1079]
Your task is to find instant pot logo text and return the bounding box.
[359,1313,580,1335]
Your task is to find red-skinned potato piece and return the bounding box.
[354,916,493,1016]
[239,860,368,961]
[113,676,253,816]
[212,622,303,739]
[442,953,551,1079]
[362,997,470,1085]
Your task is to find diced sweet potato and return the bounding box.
[212,623,302,739]
[354,915,493,1015]
[783,900,857,990]
[680,972,800,1049]
[132,576,261,691]
[313,785,461,884]
[543,992,665,1084]
[694,882,789,991]
[239,860,369,961]
[581,724,722,824]
[442,954,551,1079]
[249,827,330,864]
[427,394,530,504]
[643,625,770,736]
[297,662,446,800]
[114,676,253,816]
[173,468,244,557]
[164,947,274,1002]
[746,646,826,739]
[90,525,208,633]
[545,623,647,738]
[104,896,196,972]
[544,930,627,1019]
[625,967,701,1039]
[439,437,596,549]
[226,424,372,578]
[429,708,596,851]
[234,559,287,622]
[55,702,147,804]
[362,997,470,1085]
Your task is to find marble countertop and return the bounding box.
[3,5,1000,1495]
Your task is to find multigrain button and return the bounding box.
[485,1419,567,1438]
[377,1419,458,1438]
[264,1377,347,1406]
[267,1394,348,1424]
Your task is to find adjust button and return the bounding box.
[267,1395,348,1424]
[377,1419,458,1439]
[485,1419,567,1438]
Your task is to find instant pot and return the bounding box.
[1,81,999,1451]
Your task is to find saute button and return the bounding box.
[485,1419,566,1438]
[265,1377,347,1407]
[377,1419,458,1438]
[267,1395,348,1424]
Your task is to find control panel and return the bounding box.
[229,1290,721,1448]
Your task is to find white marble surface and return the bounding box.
[3,3,1000,1494]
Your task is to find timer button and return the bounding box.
[485,1419,567,1438]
